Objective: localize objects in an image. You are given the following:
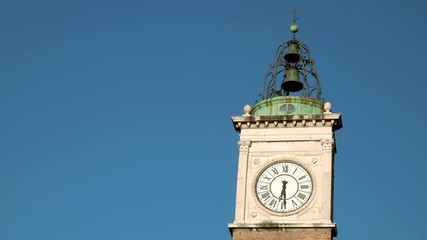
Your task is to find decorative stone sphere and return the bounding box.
[243,105,251,116]
[324,102,332,114]
[290,24,299,33]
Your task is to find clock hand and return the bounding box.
[280,180,288,209]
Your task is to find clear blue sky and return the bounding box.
[1,0,426,239]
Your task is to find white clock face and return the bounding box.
[255,162,313,213]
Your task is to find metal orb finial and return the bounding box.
[290,24,299,33]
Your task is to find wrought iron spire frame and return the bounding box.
[260,39,322,101]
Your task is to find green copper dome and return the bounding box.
[251,96,324,116]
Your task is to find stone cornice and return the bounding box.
[231,114,342,132]
[228,223,337,237]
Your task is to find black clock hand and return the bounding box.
[280,180,288,209]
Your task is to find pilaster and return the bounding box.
[234,140,251,223]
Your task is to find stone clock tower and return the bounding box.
[228,19,343,240]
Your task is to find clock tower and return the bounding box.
[228,18,343,240]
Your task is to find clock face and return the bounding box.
[255,161,313,213]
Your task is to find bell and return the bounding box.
[281,68,304,92]
[284,44,300,63]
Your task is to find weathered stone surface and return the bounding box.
[231,228,333,240]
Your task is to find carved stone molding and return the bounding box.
[321,139,335,150]
[238,140,251,151]
[231,113,342,132]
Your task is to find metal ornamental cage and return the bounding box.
[260,27,322,102]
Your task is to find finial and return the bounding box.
[290,6,300,24]
[289,6,300,37]
[243,105,251,116]
[290,24,299,33]
[324,102,332,114]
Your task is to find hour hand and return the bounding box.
[280,180,288,205]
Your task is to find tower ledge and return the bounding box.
[231,113,342,133]
[228,223,337,237]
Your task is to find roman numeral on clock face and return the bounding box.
[293,165,299,174]
[262,174,272,181]
[297,192,307,200]
[292,199,298,208]
[268,199,278,208]
[261,192,271,201]
[282,165,288,173]
[271,167,279,176]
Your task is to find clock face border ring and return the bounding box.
[252,159,317,217]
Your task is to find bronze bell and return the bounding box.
[281,68,304,92]
[284,44,300,63]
